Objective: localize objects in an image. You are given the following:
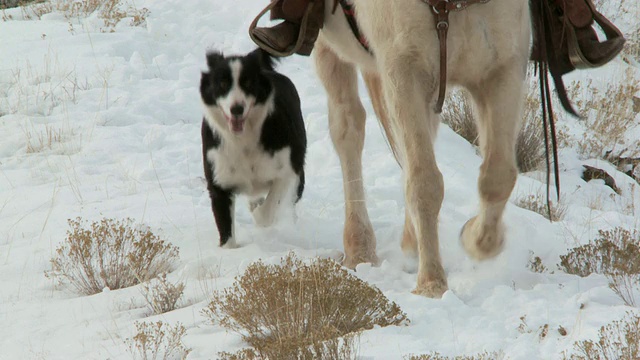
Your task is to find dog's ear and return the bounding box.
[200,71,214,105]
[206,51,224,69]
[247,48,278,71]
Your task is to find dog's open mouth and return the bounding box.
[229,117,245,133]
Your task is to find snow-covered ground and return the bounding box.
[1,1,638,359]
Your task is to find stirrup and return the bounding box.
[249,0,315,57]
[567,10,625,68]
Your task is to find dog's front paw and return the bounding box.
[251,204,275,227]
[249,198,265,212]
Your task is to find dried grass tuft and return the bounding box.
[515,193,567,222]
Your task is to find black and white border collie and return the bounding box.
[200,48,306,248]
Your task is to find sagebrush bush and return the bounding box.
[126,321,191,360]
[407,351,504,360]
[46,217,179,295]
[515,193,567,222]
[516,315,552,341]
[3,0,149,31]
[218,333,360,360]
[203,253,408,360]
[1,0,52,20]
[565,312,640,360]
[441,89,545,173]
[516,93,546,173]
[57,0,150,31]
[568,73,640,159]
[141,273,185,315]
[623,27,640,62]
[441,90,478,146]
[528,252,549,273]
[559,228,640,306]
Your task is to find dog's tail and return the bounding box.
[249,47,279,71]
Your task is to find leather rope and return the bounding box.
[533,0,562,218]
[422,0,490,113]
[337,0,372,53]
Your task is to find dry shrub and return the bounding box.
[517,91,546,173]
[516,314,551,341]
[1,0,37,8]
[528,252,549,273]
[3,0,149,31]
[1,0,53,20]
[54,0,149,31]
[46,217,179,295]
[441,89,545,172]
[218,334,360,360]
[141,273,185,315]
[407,351,504,360]
[569,73,640,159]
[441,90,478,146]
[621,27,640,63]
[1,0,47,19]
[203,253,408,360]
[604,150,640,186]
[515,193,567,221]
[565,312,640,360]
[56,0,112,18]
[559,228,640,306]
[126,321,191,360]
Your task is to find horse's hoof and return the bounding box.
[342,252,379,269]
[460,216,504,260]
[412,280,447,298]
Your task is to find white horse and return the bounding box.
[314,0,530,297]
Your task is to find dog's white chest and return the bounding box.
[207,142,292,196]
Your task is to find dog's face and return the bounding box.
[200,50,273,134]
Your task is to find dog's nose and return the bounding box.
[230,104,244,118]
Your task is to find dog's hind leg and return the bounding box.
[314,38,378,268]
[460,63,525,260]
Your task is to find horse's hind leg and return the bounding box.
[362,72,417,257]
[461,64,525,260]
[314,38,378,267]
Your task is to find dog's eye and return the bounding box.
[217,80,229,90]
[242,79,253,89]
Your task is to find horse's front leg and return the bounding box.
[461,64,526,260]
[378,51,448,298]
[314,38,378,267]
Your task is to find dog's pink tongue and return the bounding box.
[230,118,244,133]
